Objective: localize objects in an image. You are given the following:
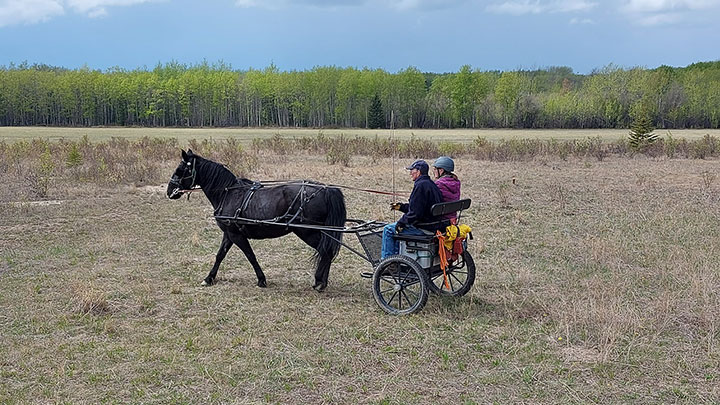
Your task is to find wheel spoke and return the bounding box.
[387,291,399,308]
[450,272,465,286]
[379,287,395,295]
[401,290,413,309]
[399,267,412,285]
[404,287,419,301]
[447,272,455,291]
[401,278,421,288]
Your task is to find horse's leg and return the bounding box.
[293,230,331,292]
[313,248,334,292]
[202,232,233,286]
[228,232,267,288]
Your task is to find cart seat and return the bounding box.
[410,199,473,235]
[431,199,471,217]
[393,199,472,243]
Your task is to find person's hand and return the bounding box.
[390,202,402,211]
[395,224,404,233]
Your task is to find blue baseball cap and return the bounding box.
[405,159,429,174]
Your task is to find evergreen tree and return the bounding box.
[629,107,658,149]
[368,94,384,129]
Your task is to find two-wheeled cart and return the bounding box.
[330,198,476,315]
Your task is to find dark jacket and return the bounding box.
[398,175,443,230]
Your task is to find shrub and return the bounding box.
[325,134,352,166]
[663,132,678,158]
[471,137,492,160]
[66,143,83,169]
[25,144,55,198]
[398,135,438,158]
[437,141,465,158]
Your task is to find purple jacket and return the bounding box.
[435,174,461,220]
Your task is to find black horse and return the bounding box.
[166,149,346,291]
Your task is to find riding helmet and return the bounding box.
[432,156,454,172]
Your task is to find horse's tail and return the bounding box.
[317,186,346,261]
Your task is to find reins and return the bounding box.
[178,181,409,198]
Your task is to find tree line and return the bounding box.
[1,60,719,129]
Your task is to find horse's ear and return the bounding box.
[187,149,194,156]
[181,149,188,161]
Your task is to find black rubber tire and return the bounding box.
[372,255,429,315]
[428,251,476,297]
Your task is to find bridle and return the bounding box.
[168,157,198,199]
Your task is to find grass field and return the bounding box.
[1,130,719,403]
[3,126,720,145]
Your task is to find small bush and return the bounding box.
[663,132,678,158]
[65,143,83,169]
[24,145,55,198]
[398,135,438,158]
[437,141,465,157]
[325,135,352,166]
[472,137,492,160]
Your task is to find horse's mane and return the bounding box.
[192,154,240,189]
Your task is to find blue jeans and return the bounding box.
[380,222,426,259]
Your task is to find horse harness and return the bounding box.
[216,180,328,230]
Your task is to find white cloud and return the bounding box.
[486,0,544,14]
[234,0,257,7]
[235,0,367,8]
[553,0,597,12]
[636,12,682,25]
[486,0,597,15]
[391,0,466,10]
[0,0,154,27]
[619,0,720,25]
[0,0,64,27]
[234,0,464,11]
[622,0,719,13]
[86,6,107,17]
[66,0,153,16]
[569,17,595,23]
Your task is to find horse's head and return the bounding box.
[167,149,198,199]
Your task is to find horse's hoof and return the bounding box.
[201,279,213,286]
[313,283,327,292]
[257,280,267,288]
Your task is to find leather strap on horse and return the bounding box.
[237,182,263,217]
[436,231,450,290]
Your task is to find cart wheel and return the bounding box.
[372,255,429,315]
[429,251,476,297]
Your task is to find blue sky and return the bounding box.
[0,0,718,74]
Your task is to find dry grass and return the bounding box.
[1,135,720,403]
[3,126,720,145]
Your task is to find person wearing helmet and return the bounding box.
[381,159,443,259]
[432,156,461,221]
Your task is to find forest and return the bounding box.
[1,61,719,129]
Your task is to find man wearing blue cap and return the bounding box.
[380,159,443,259]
